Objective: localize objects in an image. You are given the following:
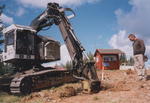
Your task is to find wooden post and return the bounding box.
[102,66,104,81]
[101,62,109,81]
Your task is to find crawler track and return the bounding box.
[10,69,77,95]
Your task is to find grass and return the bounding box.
[0,92,42,103]
[0,92,21,103]
[93,96,99,101]
[25,99,44,103]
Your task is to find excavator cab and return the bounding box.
[2,24,60,69]
[3,24,36,63]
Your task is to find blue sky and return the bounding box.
[1,0,150,63]
[0,0,131,52]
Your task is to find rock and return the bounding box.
[59,86,76,98]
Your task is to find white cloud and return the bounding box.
[115,0,150,39]
[17,0,100,8]
[43,44,71,67]
[60,44,71,63]
[109,0,150,58]
[109,30,133,58]
[1,14,14,24]
[16,8,25,17]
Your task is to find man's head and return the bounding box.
[128,34,136,41]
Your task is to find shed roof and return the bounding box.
[95,49,124,55]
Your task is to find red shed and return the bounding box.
[94,49,124,70]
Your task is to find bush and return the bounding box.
[0,63,14,75]
[62,52,95,70]
[61,61,73,70]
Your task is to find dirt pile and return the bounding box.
[125,69,135,75]
[21,83,82,103]
[110,81,130,91]
[59,86,76,97]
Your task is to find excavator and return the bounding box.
[1,3,100,95]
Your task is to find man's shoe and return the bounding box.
[142,77,148,81]
[137,76,143,81]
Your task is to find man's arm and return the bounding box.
[139,40,146,55]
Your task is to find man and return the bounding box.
[128,34,147,81]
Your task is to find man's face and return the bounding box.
[128,36,135,41]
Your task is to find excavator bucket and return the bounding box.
[81,61,101,93]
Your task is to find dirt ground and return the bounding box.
[0,69,150,103]
[18,69,150,103]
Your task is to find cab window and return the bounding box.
[5,31,14,45]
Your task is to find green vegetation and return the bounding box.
[0,92,21,103]
[62,52,95,70]
[119,53,134,66]
[93,96,99,101]
[61,61,73,70]
[119,54,127,64]
[0,5,5,75]
[127,57,134,66]
[0,64,14,75]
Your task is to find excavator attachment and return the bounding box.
[77,61,101,93]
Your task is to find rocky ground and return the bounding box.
[1,69,150,103]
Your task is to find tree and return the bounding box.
[86,52,94,61]
[0,5,5,52]
[83,52,95,64]
[61,61,73,70]
[128,57,134,66]
[0,5,5,75]
[119,54,127,64]
[62,52,95,70]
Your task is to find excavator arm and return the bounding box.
[30,3,100,92]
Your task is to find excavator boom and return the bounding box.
[30,3,101,92]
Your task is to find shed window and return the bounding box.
[103,55,117,62]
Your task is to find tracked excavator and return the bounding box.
[1,3,100,95]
